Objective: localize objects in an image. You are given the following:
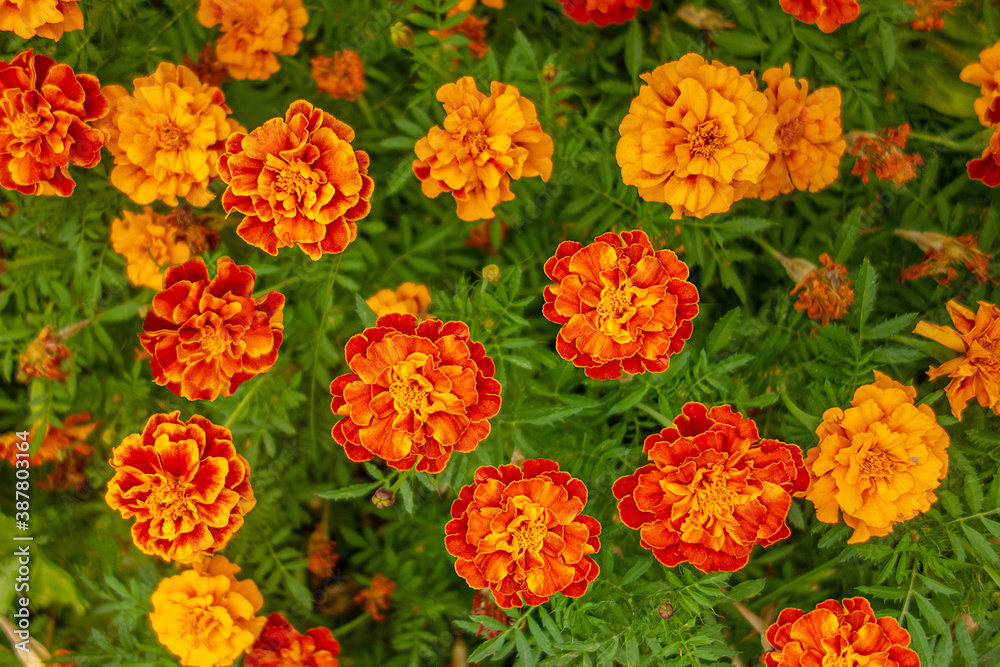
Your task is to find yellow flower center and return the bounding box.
[200,326,228,357]
[390,380,427,413]
[694,467,739,518]
[155,123,187,151]
[596,287,631,319]
[147,478,196,522]
[821,652,855,667]
[859,448,893,479]
[463,131,489,155]
[276,165,311,197]
[512,520,547,555]
[777,119,804,146]
[186,607,223,639]
[10,111,41,138]
[688,121,727,158]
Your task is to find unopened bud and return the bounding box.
[391,23,414,48]
[542,63,557,82]
[483,264,501,283]
[372,487,394,509]
[658,602,674,620]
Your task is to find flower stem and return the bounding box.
[329,612,371,638]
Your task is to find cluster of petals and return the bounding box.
[750,64,845,200]
[787,253,854,326]
[543,230,699,380]
[219,100,374,259]
[366,282,432,320]
[847,124,923,187]
[413,77,553,221]
[617,54,777,219]
[330,313,501,473]
[907,0,959,30]
[0,50,108,197]
[245,613,340,667]
[445,458,601,608]
[0,0,82,40]
[17,324,71,382]
[100,63,240,207]
[139,257,285,401]
[779,0,860,33]
[197,0,307,81]
[433,14,491,59]
[105,411,255,563]
[614,403,808,573]
[914,300,1000,420]
[110,207,193,290]
[149,555,265,667]
[557,0,651,26]
[0,412,97,490]
[895,229,993,285]
[354,572,396,620]
[803,371,950,544]
[311,50,366,101]
[763,597,919,667]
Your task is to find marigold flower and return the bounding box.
[245,613,340,667]
[51,650,77,667]
[329,313,501,473]
[0,50,108,197]
[0,412,97,491]
[105,412,255,562]
[183,42,230,88]
[365,283,432,320]
[312,50,366,101]
[960,42,1000,127]
[803,371,950,544]
[895,229,993,284]
[616,54,777,219]
[0,0,82,40]
[354,573,396,620]
[558,0,651,26]
[139,257,285,401]
[779,0,860,33]
[914,300,1000,420]
[197,0,308,81]
[465,219,507,253]
[100,62,240,207]
[613,403,808,573]
[471,589,509,639]
[781,252,854,327]
[307,525,339,578]
[149,555,265,667]
[453,0,504,10]
[445,458,601,608]
[762,597,919,667]
[750,64,845,200]
[413,77,553,221]
[432,14,490,59]
[542,230,699,381]
[110,207,193,290]
[17,325,71,382]
[907,0,958,30]
[968,124,1000,187]
[219,100,374,259]
[847,124,923,186]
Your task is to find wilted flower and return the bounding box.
[0,413,97,491]
[432,14,490,59]
[803,372,950,544]
[471,589,509,639]
[779,252,854,327]
[847,124,923,186]
[675,5,735,33]
[197,0,308,81]
[245,613,340,667]
[907,0,959,30]
[355,573,396,620]
[445,458,601,608]
[558,0,651,26]
[312,50,366,101]
[365,283,432,320]
[779,0,860,33]
[307,525,340,578]
[17,325,72,382]
[960,41,1000,127]
[895,230,993,284]
[110,207,193,290]
[0,0,82,40]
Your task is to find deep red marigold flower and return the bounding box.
[139,257,285,401]
[0,0,82,40]
[968,124,1000,188]
[219,100,374,259]
[762,597,919,667]
[329,313,501,473]
[542,230,699,381]
[0,412,97,491]
[896,229,993,284]
[907,0,958,30]
[558,0,651,26]
[0,50,108,197]
[613,403,808,573]
[311,50,366,101]
[197,0,308,81]
[354,573,396,621]
[105,412,255,563]
[445,458,601,608]
[17,325,71,382]
[245,613,340,667]
[779,0,860,33]
[847,124,922,186]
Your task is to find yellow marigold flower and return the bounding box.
[776,251,853,326]
[802,372,950,544]
[365,282,432,320]
[895,230,993,285]
[750,64,845,200]
[914,301,1000,420]
[197,0,308,81]
[0,0,82,40]
[616,53,777,219]
[100,63,241,207]
[149,555,265,667]
[960,41,1000,127]
[312,50,366,101]
[110,207,193,290]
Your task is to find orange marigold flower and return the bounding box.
[914,300,1000,420]
[432,14,490,59]
[445,458,601,608]
[763,597,919,667]
[968,123,1000,187]
[465,219,507,253]
[245,613,340,667]
[782,252,854,326]
[542,230,699,381]
[413,77,553,222]
[105,412,255,563]
[453,0,504,10]
[803,371,950,544]
[613,403,808,573]
[616,54,777,219]
[219,100,374,259]
[960,41,1000,127]
[558,0,651,26]
[312,50,366,101]
[847,124,923,186]
[0,50,108,197]
[110,207,193,290]
[139,257,285,401]
[197,0,308,81]
[149,555,265,667]
[329,313,501,473]
[895,229,993,284]
[307,525,340,578]
[907,0,959,30]
[779,0,860,33]
[750,64,845,200]
[0,412,97,491]
[471,589,509,639]
[365,282,432,320]
[354,573,396,621]
[0,0,82,40]
[100,62,240,207]
[17,325,71,382]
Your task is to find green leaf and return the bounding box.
[519,406,584,425]
[780,390,821,432]
[728,579,765,601]
[468,633,507,663]
[914,593,949,635]
[619,558,653,586]
[355,293,378,327]
[862,313,917,340]
[853,259,878,331]
[609,384,649,415]
[964,475,984,514]
[878,21,896,71]
[624,20,643,84]
[515,628,536,667]
[960,522,1000,566]
[527,617,553,656]
[399,479,415,515]
[955,618,978,666]
[316,481,380,500]
[706,308,742,355]
[855,585,907,601]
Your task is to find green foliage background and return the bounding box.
[1,0,1000,665]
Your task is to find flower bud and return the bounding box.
[372,487,394,509]
[483,264,501,283]
[658,602,674,620]
[391,23,414,48]
[542,63,557,82]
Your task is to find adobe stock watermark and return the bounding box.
[8,429,33,654]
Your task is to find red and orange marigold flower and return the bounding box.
[219,100,374,259]
[613,403,808,573]
[110,207,193,290]
[0,50,108,197]
[311,50,366,101]
[542,230,699,381]
[616,54,777,219]
[907,0,959,30]
[329,313,501,473]
[354,573,396,621]
[961,41,1000,127]
[17,324,72,382]
[445,458,601,608]
[895,230,993,284]
[245,613,340,667]
[784,252,854,327]
[558,0,651,26]
[197,0,308,81]
[413,77,553,222]
[847,124,923,186]
[762,597,919,667]
[803,371,950,544]
[139,257,285,401]
[779,0,860,33]
[0,412,97,491]
[0,0,82,40]
[366,282,432,320]
[105,412,255,563]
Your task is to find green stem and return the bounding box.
[898,564,919,626]
[756,556,840,605]
[907,132,977,151]
[946,508,1000,524]
[224,378,267,430]
[329,612,371,638]
[308,256,343,457]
